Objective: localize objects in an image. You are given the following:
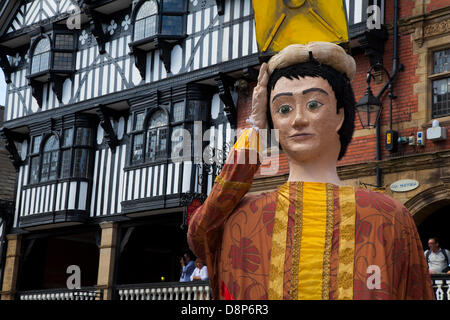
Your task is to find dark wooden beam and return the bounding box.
[215,0,225,15]
[215,73,237,127]
[0,50,12,83]
[83,3,108,54]
[95,105,119,151]
[0,127,23,171]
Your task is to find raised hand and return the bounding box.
[249,62,269,130]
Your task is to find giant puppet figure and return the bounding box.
[187,42,434,300]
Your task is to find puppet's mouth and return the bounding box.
[289,133,313,139]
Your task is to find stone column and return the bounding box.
[0,234,22,300]
[96,222,118,300]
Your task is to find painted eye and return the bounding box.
[278,105,292,114]
[306,100,323,110]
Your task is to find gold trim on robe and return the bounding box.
[268,183,290,299]
[336,186,356,300]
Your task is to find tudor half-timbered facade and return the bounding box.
[0,0,385,300]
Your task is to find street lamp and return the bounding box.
[355,84,382,129]
[355,63,390,129]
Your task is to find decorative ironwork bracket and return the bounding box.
[215,73,237,126]
[95,105,119,151]
[0,128,24,171]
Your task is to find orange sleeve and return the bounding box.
[187,129,261,298]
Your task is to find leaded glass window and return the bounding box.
[130,109,170,164]
[146,110,168,162]
[432,49,450,118]
[40,135,59,182]
[172,101,184,122]
[132,133,144,163]
[55,34,74,50]
[29,156,40,184]
[53,52,73,70]
[134,0,158,41]
[28,127,92,184]
[31,38,50,74]
[73,128,92,178]
[161,15,183,35]
[61,128,73,179]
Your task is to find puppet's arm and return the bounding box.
[187,128,261,262]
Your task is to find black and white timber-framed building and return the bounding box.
[0,0,384,299]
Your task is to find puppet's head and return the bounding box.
[266,42,356,161]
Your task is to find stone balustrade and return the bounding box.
[16,276,450,300]
[18,288,103,300]
[116,281,211,300]
[431,275,450,300]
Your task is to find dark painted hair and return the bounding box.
[267,61,356,161]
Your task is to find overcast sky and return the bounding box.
[0,69,5,106]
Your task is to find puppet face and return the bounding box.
[269,76,344,163]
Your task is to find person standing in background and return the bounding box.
[191,259,209,281]
[179,251,195,282]
[425,237,450,274]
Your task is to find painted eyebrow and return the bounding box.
[302,87,329,96]
[271,92,293,103]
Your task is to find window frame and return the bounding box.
[28,30,77,78]
[429,48,450,119]
[30,36,52,77]
[27,127,94,186]
[129,101,187,167]
[52,32,76,72]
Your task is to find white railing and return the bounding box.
[431,275,450,300]
[19,288,103,300]
[116,281,211,300]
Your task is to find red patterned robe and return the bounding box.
[187,136,434,300]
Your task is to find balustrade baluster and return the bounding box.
[180,286,185,300]
[174,286,180,300]
[435,280,444,300]
[186,286,192,300]
[150,288,157,300]
[198,286,204,300]
[445,279,450,301]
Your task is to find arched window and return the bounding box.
[130,108,169,164]
[134,0,159,41]
[31,37,51,74]
[40,135,59,182]
[146,109,168,161]
[28,127,93,185]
